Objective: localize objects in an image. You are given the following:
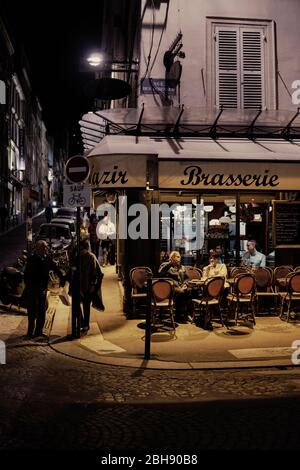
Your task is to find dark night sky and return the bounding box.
[1,1,104,149]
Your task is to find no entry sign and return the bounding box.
[65,155,90,183]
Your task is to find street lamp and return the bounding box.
[86,52,103,67]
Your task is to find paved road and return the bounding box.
[1,324,300,452]
[0,211,46,269]
[1,214,300,453]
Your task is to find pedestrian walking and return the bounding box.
[79,239,104,333]
[24,240,64,339]
[45,203,53,223]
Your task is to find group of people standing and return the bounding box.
[23,212,110,339]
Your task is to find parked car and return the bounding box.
[50,217,76,238]
[55,207,77,220]
[35,223,73,251]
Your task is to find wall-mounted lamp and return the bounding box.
[86,52,103,67]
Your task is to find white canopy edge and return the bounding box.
[87,135,300,162]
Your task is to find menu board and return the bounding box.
[273,201,300,248]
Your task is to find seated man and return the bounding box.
[242,240,266,267]
[158,250,190,323]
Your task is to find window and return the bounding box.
[207,18,276,110]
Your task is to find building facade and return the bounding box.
[0,16,51,227]
[80,0,300,312]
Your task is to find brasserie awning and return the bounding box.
[86,135,300,191]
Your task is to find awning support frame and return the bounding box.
[173,105,184,137]
[248,108,262,140]
[209,106,223,139]
[281,107,300,140]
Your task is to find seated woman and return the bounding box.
[202,255,229,329]
[158,250,190,323]
[202,255,229,288]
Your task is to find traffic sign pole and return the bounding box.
[71,206,82,338]
[65,155,90,339]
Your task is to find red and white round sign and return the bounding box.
[65,155,90,183]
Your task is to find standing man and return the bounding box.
[98,211,116,266]
[79,239,103,333]
[24,240,64,339]
[242,240,266,267]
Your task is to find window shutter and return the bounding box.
[215,25,265,109]
[241,29,264,109]
[216,27,239,109]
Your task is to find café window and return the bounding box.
[207,18,276,109]
[159,192,276,268]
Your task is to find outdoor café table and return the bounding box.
[187,279,206,297]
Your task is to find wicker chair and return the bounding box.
[130,267,152,315]
[184,266,202,280]
[230,266,250,278]
[227,273,256,325]
[279,272,300,322]
[151,278,175,332]
[252,267,278,314]
[192,276,225,328]
[274,265,294,292]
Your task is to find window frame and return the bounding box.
[206,17,276,110]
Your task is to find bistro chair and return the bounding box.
[279,272,300,322]
[274,265,294,292]
[294,266,300,272]
[151,278,175,332]
[230,266,250,278]
[184,266,202,280]
[192,276,225,328]
[252,267,278,314]
[227,273,256,325]
[130,266,152,315]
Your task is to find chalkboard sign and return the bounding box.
[273,201,300,248]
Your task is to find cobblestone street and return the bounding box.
[1,218,300,452]
[1,327,300,452]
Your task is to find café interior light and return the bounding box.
[224,199,236,206]
[209,219,220,226]
[219,216,231,224]
[204,205,214,213]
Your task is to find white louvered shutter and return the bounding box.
[216,25,265,109]
[241,28,264,109]
[216,27,239,108]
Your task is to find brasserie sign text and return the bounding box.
[181,166,279,187]
[159,161,300,191]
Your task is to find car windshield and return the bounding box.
[39,225,71,239]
